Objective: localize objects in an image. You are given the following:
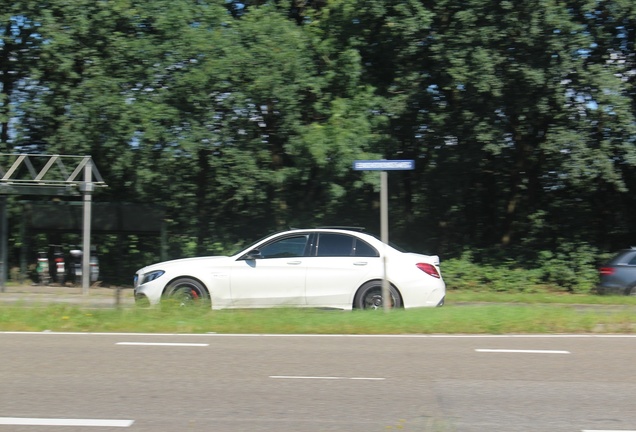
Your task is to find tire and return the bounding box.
[163,278,210,307]
[353,281,402,310]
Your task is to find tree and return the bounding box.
[0,1,47,151]
[316,0,636,253]
[3,0,636,284]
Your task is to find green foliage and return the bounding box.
[537,243,603,294]
[442,251,545,293]
[442,244,603,294]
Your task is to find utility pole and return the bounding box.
[81,159,94,295]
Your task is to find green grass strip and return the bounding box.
[1,302,634,334]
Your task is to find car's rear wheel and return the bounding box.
[164,278,210,307]
[354,281,402,310]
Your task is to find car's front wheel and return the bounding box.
[163,278,210,307]
[354,281,402,310]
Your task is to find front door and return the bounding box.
[229,234,310,307]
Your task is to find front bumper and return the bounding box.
[133,279,165,305]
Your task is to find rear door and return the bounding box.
[305,233,380,308]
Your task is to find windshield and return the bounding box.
[228,236,268,257]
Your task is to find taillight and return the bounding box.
[599,267,615,276]
[416,263,440,278]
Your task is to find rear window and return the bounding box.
[609,250,636,265]
[354,239,379,257]
[316,234,354,256]
[315,233,379,257]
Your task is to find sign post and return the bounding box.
[353,160,415,311]
[81,159,94,295]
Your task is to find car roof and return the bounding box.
[283,228,401,250]
[266,228,389,247]
[286,226,366,233]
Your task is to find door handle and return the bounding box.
[353,262,368,266]
[287,261,302,265]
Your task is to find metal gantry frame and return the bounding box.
[0,154,107,294]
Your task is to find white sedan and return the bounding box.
[134,228,445,310]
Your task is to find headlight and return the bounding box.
[140,270,165,285]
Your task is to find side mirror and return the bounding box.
[244,249,263,260]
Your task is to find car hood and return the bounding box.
[137,255,231,273]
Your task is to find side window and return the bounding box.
[353,239,379,257]
[628,253,636,265]
[259,235,309,259]
[316,234,354,257]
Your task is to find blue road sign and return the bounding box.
[353,160,415,171]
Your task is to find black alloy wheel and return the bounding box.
[164,278,210,307]
[354,281,402,310]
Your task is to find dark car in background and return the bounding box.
[598,247,636,295]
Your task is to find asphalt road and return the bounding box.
[0,333,635,432]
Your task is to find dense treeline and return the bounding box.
[1,0,635,285]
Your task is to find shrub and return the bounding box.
[441,243,602,293]
[442,251,544,293]
[537,242,601,293]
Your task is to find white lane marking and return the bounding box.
[270,375,384,380]
[350,377,385,380]
[116,342,208,347]
[0,417,133,427]
[476,349,570,354]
